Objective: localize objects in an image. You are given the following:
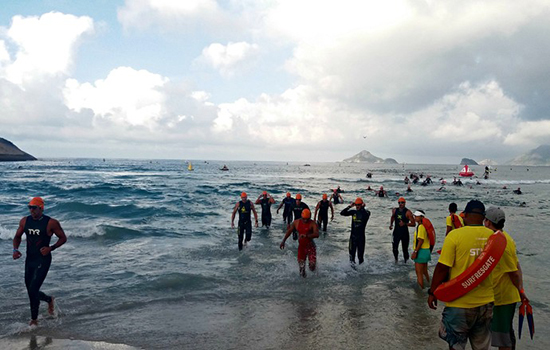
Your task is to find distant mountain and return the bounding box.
[343,150,398,164]
[506,145,550,166]
[460,158,478,165]
[478,159,498,166]
[0,138,37,162]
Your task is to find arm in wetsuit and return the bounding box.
[12,217,25,260]
[340,204,355,216]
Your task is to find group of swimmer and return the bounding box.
[230,188,531,350]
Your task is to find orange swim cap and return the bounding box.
[301,209,311,219]
[262,191,267,195]
[355,197,363,205]
[286,192,291,197]
[296,194,302,200]
[322,193,328,200]
[398,197,406,203]
[29,197,44,208]
[241,192,247,198]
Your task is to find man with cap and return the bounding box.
[427,200,496,350]
[484,207,528,350]
[280,209,319,277]
[314,194,334,232]
[255,191,275,228]
[12,197,67,325]
[276,192,295,230]
[231,192,259,250]
[340,197,371,267]
[389,197,415,263]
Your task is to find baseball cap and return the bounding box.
[413,210,425,217]
[485,207,505,224]
[463,200,485,215]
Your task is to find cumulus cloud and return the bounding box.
[198,41,260,77]
[504,120,550,147]
[1,12,94,86]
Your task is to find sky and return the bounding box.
[1,0,550,164]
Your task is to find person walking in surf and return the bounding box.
[389,197,415,263]
[280,209,319,277]
[231,192,259,250]
[12,197,67,326]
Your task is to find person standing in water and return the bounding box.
[280,209,319,277]
[340,197,371,267]
[314,194,334,232]
[330,189,343,204]
[411,210,431,288]
[445,202,464,236]
[231,192,259,250]
[12,197,67,325]
[255,191,275,228]
[276,192,295,230]
[389,197,415,263]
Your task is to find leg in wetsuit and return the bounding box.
[392,231,410,262]
[317,214,328,232]
[349,235,366,264]
[25,255,53,320]
[238,221,252,250]
[261,211,272,228]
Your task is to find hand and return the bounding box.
[411,251,418,260]
[231,223,235,229]
[331,216,334,221]
[277,209,279,214]
[389,225,393,230]
[399,221,405,227]
[428,295,438,309]
[40,246,52,256]
[13,250,22,260]
[255,220,259,227]
[520,291,529,303]
[280,241,285,250]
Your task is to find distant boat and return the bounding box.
[459,165,474,177]
[188,162,194,171]
[221,165,229,171]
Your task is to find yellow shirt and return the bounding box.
[492,230,520,306]
[414,224,430,250]
[438,225,495,308]
[446,214,464,229]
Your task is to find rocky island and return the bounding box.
[0,138,37,162]
[343,150,398,164]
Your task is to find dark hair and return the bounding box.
[493,219,505,230]
[449,202,458,212]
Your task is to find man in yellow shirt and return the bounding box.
[412,210,431,289]
[428,200,495,350]
[484,207,528,350]
[446,202,464,236]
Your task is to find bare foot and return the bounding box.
[48,297,55,315]
[29,319,38,326]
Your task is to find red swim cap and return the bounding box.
[262,191,267,195]
[355,197,364,205]
[301,209,311,219]
[286,192,291,197]
[398,197,406,203]
[241,192,247,198]
[296,194,302,200]
[29,197,44,209]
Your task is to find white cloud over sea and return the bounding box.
[1,1,550,163]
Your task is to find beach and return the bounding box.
[1,159,548,349]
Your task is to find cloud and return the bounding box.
[1,12,94,86]
[198,41,260,77]
[504,120,550,147]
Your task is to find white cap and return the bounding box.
[413,210,425,217]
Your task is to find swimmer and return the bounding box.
[280,209,319,277]
[231,192,259,250]
[314,194,334,232]
[340,198,371,266]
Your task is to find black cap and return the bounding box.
[464,200,485,216]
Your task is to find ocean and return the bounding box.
[1,159,548,349]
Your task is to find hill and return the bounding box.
[343,150,398,164]
[506,145,550,166]
[0,138,37,162]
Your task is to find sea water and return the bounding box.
[0,159,548,349]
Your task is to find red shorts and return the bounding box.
[297,241,316,264]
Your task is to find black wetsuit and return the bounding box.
[24,215,53,320]
[291,201,309,240]
[316,200,331,232]
[392,207,410,262]
[282,197,295,226]
[331,193,341,204]
[340,207,370,264]
[259,197,272,228]
[237,200,253,250]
